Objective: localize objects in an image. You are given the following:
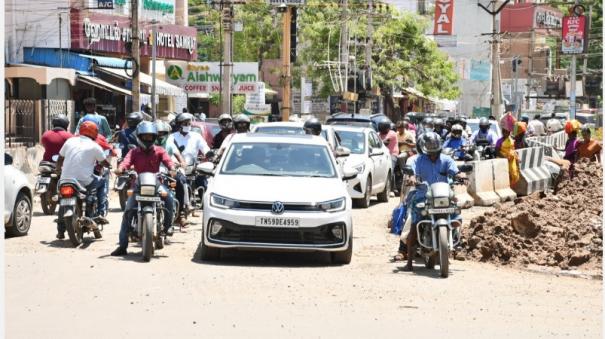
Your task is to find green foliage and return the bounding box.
[233,95,246,113]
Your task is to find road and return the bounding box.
[5,195,602,338]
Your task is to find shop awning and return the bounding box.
[79,54,132,69]
[77,74,132,96]
[97,67,184,97]
[5,64,76,85]
[23,47,131,75]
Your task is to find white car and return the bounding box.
[199,133,356,264]
[4,154,33,237]
[333,126,393,208]
[252,122,341,151]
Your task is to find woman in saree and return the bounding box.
[495,114,520,187]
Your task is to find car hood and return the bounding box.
[210,174,346,203]
[343,154,367,167]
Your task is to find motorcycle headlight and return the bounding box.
[210,194,238,209]
[319,197,346,212]
[433,197,450,208]
[140,185,156,196]
[353,164,365,174]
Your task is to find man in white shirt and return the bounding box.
[55,121,110,239]
[528,114,546,136]
[546,113,563,134]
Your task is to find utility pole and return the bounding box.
[582,5,592,107]
[339,0,350,115]
[151,21,157,120]
[131,0,141,113]
[479,0,509,118]
[365,0,373,91]
[569,0,581,120]
[281,6,292,121]
[221,2,233,115]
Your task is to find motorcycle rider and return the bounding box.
[213,113,234,149]
[41,114,73,162]
[117,111,144,156]
[303,117,322,136]
[219,114,251,154]
[433,118,448,140]
[442,124,467,160]
[55,122,110,240]
[402,132,462,272]
[111,122,176,256]
[75,98,112,139]
[470,117,497,146]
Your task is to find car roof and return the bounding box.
[230,133,328,146]
[254,122,303,128]
[331,125,373,133]
[327,113,372,122]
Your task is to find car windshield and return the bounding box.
[334,130,365,154]
[221,142,336,178]
[255,126,305,135]
[327,120,373,129]
[468,121,499,135]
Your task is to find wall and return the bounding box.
[47,79,71,100]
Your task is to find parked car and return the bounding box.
[466,118,503,140]
[251,121,342,151]
[332,126,393,208]
[192,121,220,148]
[198,133,356,264]
[326,113,376,131]
[4,154,33,237]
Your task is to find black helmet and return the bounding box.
[233,114,250,133]
[479,117,490,131]
[419,132,442,155]
[378,119,391,133]
[51,114,69,130]
[218,113,233,130]
[135,121,158,150]
[126,111,144,129]
[304,117,322,136]
[176,112,194,124]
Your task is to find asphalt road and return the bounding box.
[5,195,602,338]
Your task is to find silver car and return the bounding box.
[4,154,33,236]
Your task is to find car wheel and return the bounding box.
[331,236,353,265]
[7,192,32,237]
[377,172,390,203]
[354,176,372,209]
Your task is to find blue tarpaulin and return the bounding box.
[23,48,131,76]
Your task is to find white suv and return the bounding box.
[333,126,393,208]
[198,133,356,264]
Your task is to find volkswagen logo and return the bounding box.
[271,201,285,214]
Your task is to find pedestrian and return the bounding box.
[495,113,520,187]
[547,113,563,134]
[527,114,546,136]
[577,126,602,163]
[563,120,581,178]
[396,121,415,156]
[513,121,528,150]
[75,98,112,139]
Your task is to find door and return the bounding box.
[368,131,386,190]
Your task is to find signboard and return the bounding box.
[246,82,266,105]
[98,0,114,9]
[301,79,312,114]
[433,0,454,35]
[535,8,562,29]
[470,59,490,81]
[164,61,259,94]
[267,0,305,5]
[562,16,586,54]
[244,103,271,115]
[70,9,197,60]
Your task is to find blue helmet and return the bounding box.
[135,121,158,150]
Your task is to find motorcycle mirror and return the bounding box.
[4,153,13,166]
[402,166,414,176]
[459,164,473,173]
[51,154,59,162]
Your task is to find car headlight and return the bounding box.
[319,197,346,212]
[433,197,450,208]
[353,164,365,174]
[210,193,238,209]
[140,185,156,196]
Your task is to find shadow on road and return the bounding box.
[39,238,102,249]
[33,211,50,217]
[391,259,465,279]
[191,242,338,268]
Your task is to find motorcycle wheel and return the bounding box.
[41,191,57,215]
[155,210,164,250]
[64,205,82,247]
[119,189,128,211]
[141,213,154,262]
[438,227,449,278]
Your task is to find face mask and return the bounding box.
[181,126,191,133]
[425,128,433,133]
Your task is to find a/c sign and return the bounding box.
[434,0,454,35]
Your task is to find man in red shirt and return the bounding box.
[41,115,73,162]
[111,122,176,256]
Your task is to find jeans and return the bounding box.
[118,184,175,249]
[390,156,398,192]
[57,175,104,234]
[97,171,109,217]
[174,171,189,211]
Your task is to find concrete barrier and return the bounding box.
[454,183,474,209]
[514,147,552,196]
[526,139,562,159]
[467,160,500,206]
[491,158,517,202]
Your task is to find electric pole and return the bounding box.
[569,0,580,119]
[365,0,373,111]
[131,0,141,113]
[221,2,233,115]
[281,6,292,121]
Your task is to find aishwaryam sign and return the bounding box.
[164,61,259,94]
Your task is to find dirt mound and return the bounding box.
[459,159,603,273]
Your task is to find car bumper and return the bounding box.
[202,203,352,252]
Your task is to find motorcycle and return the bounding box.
[114,145,137,211]
[442,147,474,162]
[127,171,175,262]
[402,164,473,278]
[36,155,60,215]
[470,139,496,161]
[394,152,411,195]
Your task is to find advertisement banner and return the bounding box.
[433,0,454,35]
[164,61,259,94]
[470,60,490,81]
[562,16,586,54]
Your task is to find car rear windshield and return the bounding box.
[335,130,365,154]
[255,126,305,135]
[221,142,336,178]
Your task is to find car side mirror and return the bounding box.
[5,153,13,166]
[334,146,351,158]
[458,164,473,173]
[370,148,384,157]
[402,165,414,176]
[342,166,358,181]
[196,162,215,176]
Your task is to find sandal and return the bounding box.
[390,252,406,262]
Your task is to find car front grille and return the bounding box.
[208,219,346,247]
[233,201,320,212]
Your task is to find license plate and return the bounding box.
[136,196,162,202]
[38,177,51,184]
[255,217,300,227]
[60,198,76,206]
[428,207,456,214]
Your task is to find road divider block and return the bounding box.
[491,158,517,202]
[467,160,500,206]
[514,147,552,196]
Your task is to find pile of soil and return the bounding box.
[459,159,603,273]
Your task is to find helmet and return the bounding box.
[303,117,322,136]
[450,124,463,137]
[176,112,194,124]
[135,121,158,150]
[434,118,445,129]
[155,121,171,144]
[419,132,442,156]
[422,117,434,127]
[79,121,99,140]
[51,114,69,130]
[378,119,391,133]
[479,117,490,131]
[233,114,251,133]
[218,113,233,130]
[126,111,144,129]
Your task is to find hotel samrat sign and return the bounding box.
[70,9,197,61]
[164,61,259,94]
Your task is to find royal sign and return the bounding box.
[164,61,259,94]
[433,0,454,35]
